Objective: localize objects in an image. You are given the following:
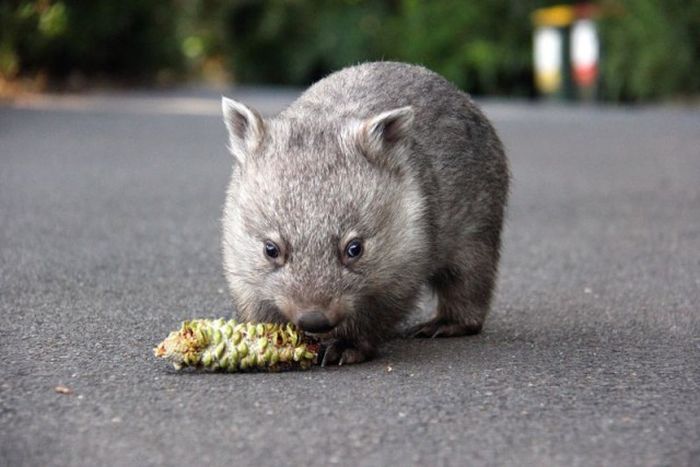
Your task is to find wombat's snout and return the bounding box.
[297,310,335,334]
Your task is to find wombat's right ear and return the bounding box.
[222,97,265,164]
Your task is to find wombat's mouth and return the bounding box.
[302,330,335,339]
[296,310,336,334]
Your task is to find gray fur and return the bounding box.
[221,62,509,364]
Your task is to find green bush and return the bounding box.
[219,0,390,85]
[599,0,700,100]
[218,0,538,95]
[385,0,539,96]
[2,0,699,100]
[1,0,182,82]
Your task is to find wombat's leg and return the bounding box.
[409,239,499,338]
[320,338,377,366]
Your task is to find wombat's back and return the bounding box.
[283,61,472,122]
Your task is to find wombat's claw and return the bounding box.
[320,340,370,366]
[407,318,482,338]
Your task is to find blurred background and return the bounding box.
[1,0,698,102]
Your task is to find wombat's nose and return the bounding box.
[297,311,334,333]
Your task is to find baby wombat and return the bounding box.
[221,61,509,365]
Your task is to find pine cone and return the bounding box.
[154,319,319,372]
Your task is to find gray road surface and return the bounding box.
[1,90,698,466]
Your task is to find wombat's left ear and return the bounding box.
[222,97,265,164]
[355,106,414,171]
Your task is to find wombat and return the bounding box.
[221,61,509,365]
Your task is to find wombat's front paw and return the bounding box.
[320,339,375,366]
[407,317,482,338]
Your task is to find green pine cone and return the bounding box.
[154,319,319,372]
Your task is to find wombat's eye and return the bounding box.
[264,240,280,259]
[344,239,363,260]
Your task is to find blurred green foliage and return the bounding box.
[220,0,392,84]
[212,0,542,95]
[383,1,538,96]
[0,0,182,83]
[598,0,700,100]
[1,0,698,100]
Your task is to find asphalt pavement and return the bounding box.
[1,89,698,466]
